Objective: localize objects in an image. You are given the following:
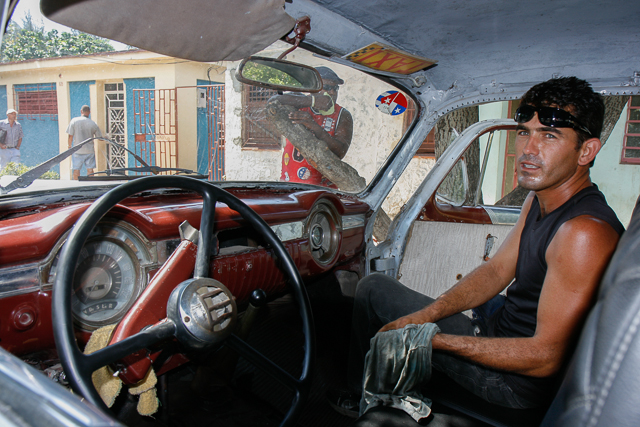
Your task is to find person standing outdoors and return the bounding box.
[0,109,24,171]
[273,66,353,188]
[67,105,102,180]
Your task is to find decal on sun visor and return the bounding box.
[344,43,436,75]
[376,91,407,116]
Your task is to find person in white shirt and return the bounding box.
[66,105,102,180]
[0,109,24,171]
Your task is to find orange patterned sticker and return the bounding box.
[344,43,436,75]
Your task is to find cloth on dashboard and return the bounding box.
[360,323,440,422]
[84,324,159,416]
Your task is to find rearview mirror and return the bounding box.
[236,57,323,92]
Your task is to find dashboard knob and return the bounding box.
[12,305,37,331]
[250,289,267,308]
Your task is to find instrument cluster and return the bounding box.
[46,220,158,331]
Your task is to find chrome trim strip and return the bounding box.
[342,214,366,230]
[271,221,304,241]
[483,206,521,225]
[0,263,40,298]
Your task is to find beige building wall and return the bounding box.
[0,51,221,178]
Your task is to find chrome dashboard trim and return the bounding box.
[0,263,40,298]
[483,206,521,225]
[271,221,304,241]
[342,214,365,230]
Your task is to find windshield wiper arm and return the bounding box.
[93,166,203,176]
[0,138,153,195]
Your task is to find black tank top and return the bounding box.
[490,184,624,404]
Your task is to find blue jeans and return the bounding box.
[347,273,538,409]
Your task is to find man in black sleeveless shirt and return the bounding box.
[335,77,624,415]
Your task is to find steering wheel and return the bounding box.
[52,176,315,427]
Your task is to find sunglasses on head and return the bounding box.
[514,104,592,136]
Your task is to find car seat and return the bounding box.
[541,196,640,427]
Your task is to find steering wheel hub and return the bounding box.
[168,277,237,349]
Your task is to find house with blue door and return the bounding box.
[0,49,226,179]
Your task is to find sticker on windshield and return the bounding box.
[292,148,305,162]
[376,91,407,116]
[344,43,436,75]
[297,167,311,180]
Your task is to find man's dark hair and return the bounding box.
[520,76,604,146]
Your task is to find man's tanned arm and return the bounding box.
[380,194,534,332]
[431,215,619,377]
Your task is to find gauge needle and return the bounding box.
[74,257,113,294]
[85,283,106,293]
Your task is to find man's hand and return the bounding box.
[379,311,430,333]
[289,110,322,132]
[0,143,6,149]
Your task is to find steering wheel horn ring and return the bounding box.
[167,277,238,349]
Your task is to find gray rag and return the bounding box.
[360,323,440,421]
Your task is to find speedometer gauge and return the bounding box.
[71,237,143,328]
[46,220,155,331]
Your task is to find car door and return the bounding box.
[397,123,522,298]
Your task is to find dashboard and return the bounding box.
[0,186,370,356]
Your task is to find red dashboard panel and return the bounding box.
[0,187,371,356]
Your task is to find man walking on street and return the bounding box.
[67,105,102,180]
[272,67,353,188]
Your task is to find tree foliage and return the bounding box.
[1,12,113,62]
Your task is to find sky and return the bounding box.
[10,0,127,50]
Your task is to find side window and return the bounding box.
[622,95,640,164]
[14,83,58,119]
[241,85,281,150]
[436,124,526,209]
[403,100,435,158]
[411,95,636,229]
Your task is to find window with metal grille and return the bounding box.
[403,100,435,157]
[241,85,281,150]
[622,95,640,164]
[502,100,520,197]
[13,83,58,119]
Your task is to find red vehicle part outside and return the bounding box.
[0,187,370,357]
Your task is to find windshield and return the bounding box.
[0,10,411,196]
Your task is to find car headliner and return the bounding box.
[289,0,640,91]
[38,0,640,93]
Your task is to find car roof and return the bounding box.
[39,0,640,94]
[288,0,640,91]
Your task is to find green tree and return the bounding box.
[1,12,113,62]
